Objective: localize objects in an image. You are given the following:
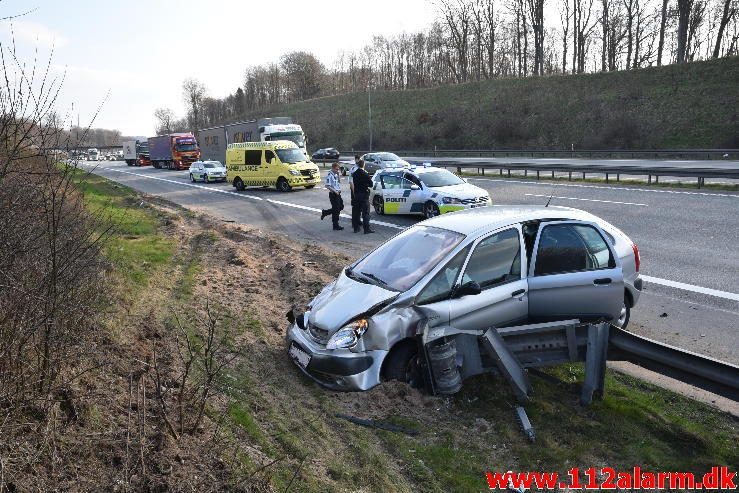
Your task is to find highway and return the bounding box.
[82,160,739,366]
[401,155,739,179]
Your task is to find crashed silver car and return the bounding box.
[286,205,642,391]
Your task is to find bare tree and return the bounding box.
[182,78,206,134]
[527,0,546,75]
[713,0,737,57]
[677,0,695,61]
[153,107,175,135]
[657,0,670,64]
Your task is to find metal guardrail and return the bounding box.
[608,327,739,402]
[353,148,739,160]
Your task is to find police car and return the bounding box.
[370,164,490,218]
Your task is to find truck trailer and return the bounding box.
[123,139,151,166]
[198,118,306,163]
[148,133,201,170]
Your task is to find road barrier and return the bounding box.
[356,148,739,160]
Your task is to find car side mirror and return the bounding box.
[410,184,420,191]
[454,281,482,298]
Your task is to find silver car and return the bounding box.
[189,160,227,183]
[361,152,410,174]
[286,205,642,391]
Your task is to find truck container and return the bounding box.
[148,133,201,170]
[199,117,306,163]
[123,139,151,166]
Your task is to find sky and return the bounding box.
[0,0,436,136]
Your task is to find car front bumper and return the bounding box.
[439,202,490,214]
[286,322,386,391]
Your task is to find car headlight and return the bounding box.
[289,169,301,175]
[326,319,368,350]
[442,197,462,204]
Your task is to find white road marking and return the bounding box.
[469,177,739,198]
[91,164,739,302]
[524,193,648,207]
[642,275,739,303]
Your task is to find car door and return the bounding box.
[448,227,529,330]
[527,221,624,322]
[196,163,205,180]
[403,173,427,215]
[380,173,405,213]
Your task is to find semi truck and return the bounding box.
[87,148,100,161]
[123,139,151,166]
[148,133,201,170]
[198,118,307,163]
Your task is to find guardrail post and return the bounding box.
[568,172,572,181]
[457,166,462,174]
[648,175,652,184]
[481,168,485,176]
[617,174,620,182]
[500,168,503,176]
[536,170,540,180]
[582,172,586,180]
[507,169,511,177]
[606,173,609,183]
[551,171,555,179]
[655,175,659,184]
[524,170,528,177]
[581,323,610,406]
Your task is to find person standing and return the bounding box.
[351,159,375,234]
[348,154,360,231]
[320,162,344,230]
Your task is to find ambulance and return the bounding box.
[227,141,321,192]
[369,164,491,218]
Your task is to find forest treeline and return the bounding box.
[156,0,738,138]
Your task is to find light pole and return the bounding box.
[367,81,373,152]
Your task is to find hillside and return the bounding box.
[240,57,739,151]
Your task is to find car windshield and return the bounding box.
[419,170,465,187]
[276,148,306,164]
[204,162,220,169]
[271,132,305,148]
[349,226,465,291]
[176,143,198,151]
[376,153,401,161]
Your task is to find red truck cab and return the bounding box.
[149,133,201,170]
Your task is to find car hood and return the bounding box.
[428,183,487,199]
[308,270,398,333]
[382,160,409,168]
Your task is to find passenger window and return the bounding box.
[382,175,402,189]
[265,150,276,164]
[534,224,615,276]
[245,150,262,166]
[461,229,521,289]
[417,247,470,305]
[400,178,415,189]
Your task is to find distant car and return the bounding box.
[312,148,340,161]
[361,152,410,174]
[286,205,642,391]
[189,160,227,183]
[370,165,490,219]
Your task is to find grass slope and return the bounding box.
[239,57,739,151]
[55,171,739,491]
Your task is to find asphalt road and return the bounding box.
[403,155,739,174]
[82,160,739,365]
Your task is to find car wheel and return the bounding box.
[384,342,420,385]
[276,177,291,192]
[203,175,208,183]
[615,300,630,329]
[234,178,245,191]
[373,196,385,215]
[424,201,440,219]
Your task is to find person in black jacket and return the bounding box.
[351,159,374,234]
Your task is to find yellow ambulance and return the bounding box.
[226,141,321,192]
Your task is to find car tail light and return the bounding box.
[632,243,640,272]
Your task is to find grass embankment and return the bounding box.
[240,56,739,151]
[70,171,738,492]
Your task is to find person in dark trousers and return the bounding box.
[320,162,344,230]
[348,154,361,231]
[351,159,375,234]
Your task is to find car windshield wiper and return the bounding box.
[359,271,389,288]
